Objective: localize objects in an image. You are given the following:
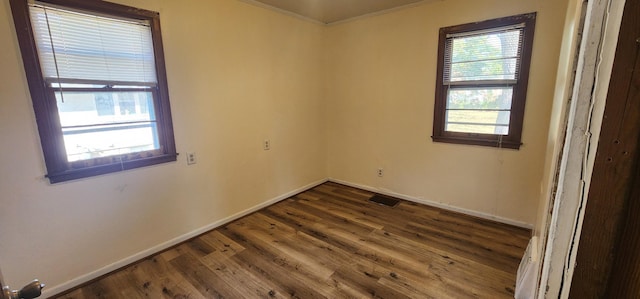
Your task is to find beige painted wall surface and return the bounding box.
[0,0,325,291]
[325,0,570,226]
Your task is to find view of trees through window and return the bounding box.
[445,29,521,135]
[433,13,535,149]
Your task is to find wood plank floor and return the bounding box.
[54,182,530,299]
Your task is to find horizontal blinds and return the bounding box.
[444,25,524,83]
[29,3,157,84]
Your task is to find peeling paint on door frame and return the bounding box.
[537,0,626,297]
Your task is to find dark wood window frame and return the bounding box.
[10,0,177,183]
[432,13,537,149]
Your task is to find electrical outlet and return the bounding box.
[264,140,270,150]
[187,152,197,165]
[377,168,384,177]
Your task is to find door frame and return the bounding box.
[569,0,640,295]
[537,0,627,297]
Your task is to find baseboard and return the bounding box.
[329,178,534,229]
[43,178,329,298]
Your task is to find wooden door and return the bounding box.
[606,159,640,297]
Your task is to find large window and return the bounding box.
[10,0,176,183]
[432,13,536,149]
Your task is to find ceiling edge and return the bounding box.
[236,0,443,26]
[236,0,327,25]
[326,0,442,26]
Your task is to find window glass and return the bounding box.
[445,87,513,135]
[432,13,536,149]
[448,30,521,82]
[56,91,158,162]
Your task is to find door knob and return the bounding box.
[5,280,44,299]
[16,280,44,299]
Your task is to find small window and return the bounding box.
[10,0,177,183]
[432,13,536,149]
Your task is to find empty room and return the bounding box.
[1,0,636,298]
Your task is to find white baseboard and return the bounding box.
[329,178,533,229]
[43,178,329,298]
[516,237,539,299]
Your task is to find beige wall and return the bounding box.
[0,0,326,292]
[325,0,569,226]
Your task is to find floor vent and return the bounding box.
[369,194,400,207]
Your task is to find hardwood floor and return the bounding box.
[54,182,530,298]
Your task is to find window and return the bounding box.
[432,13,536,149]
[10,0,176,183]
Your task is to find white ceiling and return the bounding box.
[248,0,432,24]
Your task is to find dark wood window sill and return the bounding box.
[46,154,177,183]
[431,135,522,150]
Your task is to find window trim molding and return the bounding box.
[432,13,537,150]
[10,0,177,183]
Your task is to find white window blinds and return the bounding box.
[444,24,524,84]
[29,3,157,85]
